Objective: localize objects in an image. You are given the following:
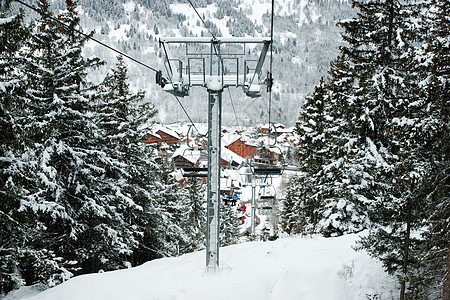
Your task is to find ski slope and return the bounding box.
[6,233,398,300]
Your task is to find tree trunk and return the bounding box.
[400,204,412,300]
[443,245,450,300]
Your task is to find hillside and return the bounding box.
[12,0,354,126]
[4,233,398,300]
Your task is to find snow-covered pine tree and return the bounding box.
[285,52,374,237]
[154,160,188,258]
[414,0,450,297]
[319,58,377,237]
[0,2,34,294]
[340,0,444,298]
[179,177,206,254]
[97,55,179,266]
[2,1,74,292]
[20,0,114,281]
[291,79,333,235]
[280,175,303,235]
[220,203,239,246]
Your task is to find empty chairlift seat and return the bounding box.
[251,146,283,176]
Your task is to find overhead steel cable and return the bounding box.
[12,0,159,73]
[14,0,201,134]
[187,0,216,40]
[187,0,241,129]
[186,0,223,58]
[172,93,200,134]
[268,0,275,144]
[227,88,240,128]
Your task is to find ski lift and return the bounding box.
[260,195,274,210]
[251,145,284,176]
[173,147,207,178]
[182,166,208,178]
[243,60,262,98]
[222,175,241,205]
[251,123,285,177]
[173,126,208,178]
[259,185,277,210]
[157,41,190,97]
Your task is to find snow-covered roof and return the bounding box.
[276,126,295,134]
[221,147,244,165]
[153,124,180,139]
[222,133,241,147]
[146,132,162,139]
[172,145,203,164]
[259,123,285,129]
[253,144,283,155]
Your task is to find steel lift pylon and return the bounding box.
[157,36,271,271]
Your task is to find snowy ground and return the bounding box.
[6,233,399,300]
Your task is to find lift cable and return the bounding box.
[227,88,240,128]
[187,0,216,40]
[173,93,200,134]
[187,0,220,57]
[13,0,159,73]
[268,0,275,143]
[14,0,200,134]
[186,0,240,129]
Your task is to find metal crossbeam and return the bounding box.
[160,37,270,44]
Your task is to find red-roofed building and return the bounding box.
[143,125,180,146]
[142,132,162,144]
[226,138,256,158]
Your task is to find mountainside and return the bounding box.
[14,0,355,126]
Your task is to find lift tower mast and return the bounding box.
[157,36,271,271]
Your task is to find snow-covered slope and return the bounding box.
[8,233,398,300]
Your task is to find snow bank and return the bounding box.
[9,233,398,300]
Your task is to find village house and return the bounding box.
[172,145,204,169]
[258,123,285,135]
[142,124,181,147]
[225,137,257,159]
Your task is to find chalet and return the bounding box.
[171,145,203,169]
[253,146,283,165]
[221,147,244,168]
[258,123,285,135]
[143,124,181,146]
[142,132,162,144]
[171,146,207,184]
[225,137,256,159]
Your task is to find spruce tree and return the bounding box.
[0,3,35,294]
[291,0,446,296]
[220,203,239,246]
[1,1,72,293]
[291,80,329,235]
[97,55,174,265]
[179,177,206,253]
[416,0,450,297]
[280,175,302,235]
[338,0,441,297]
[21,0,109,280]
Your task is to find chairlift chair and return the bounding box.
[259,185,277,210]
[174,147,208,178]
[251,145,284,176]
